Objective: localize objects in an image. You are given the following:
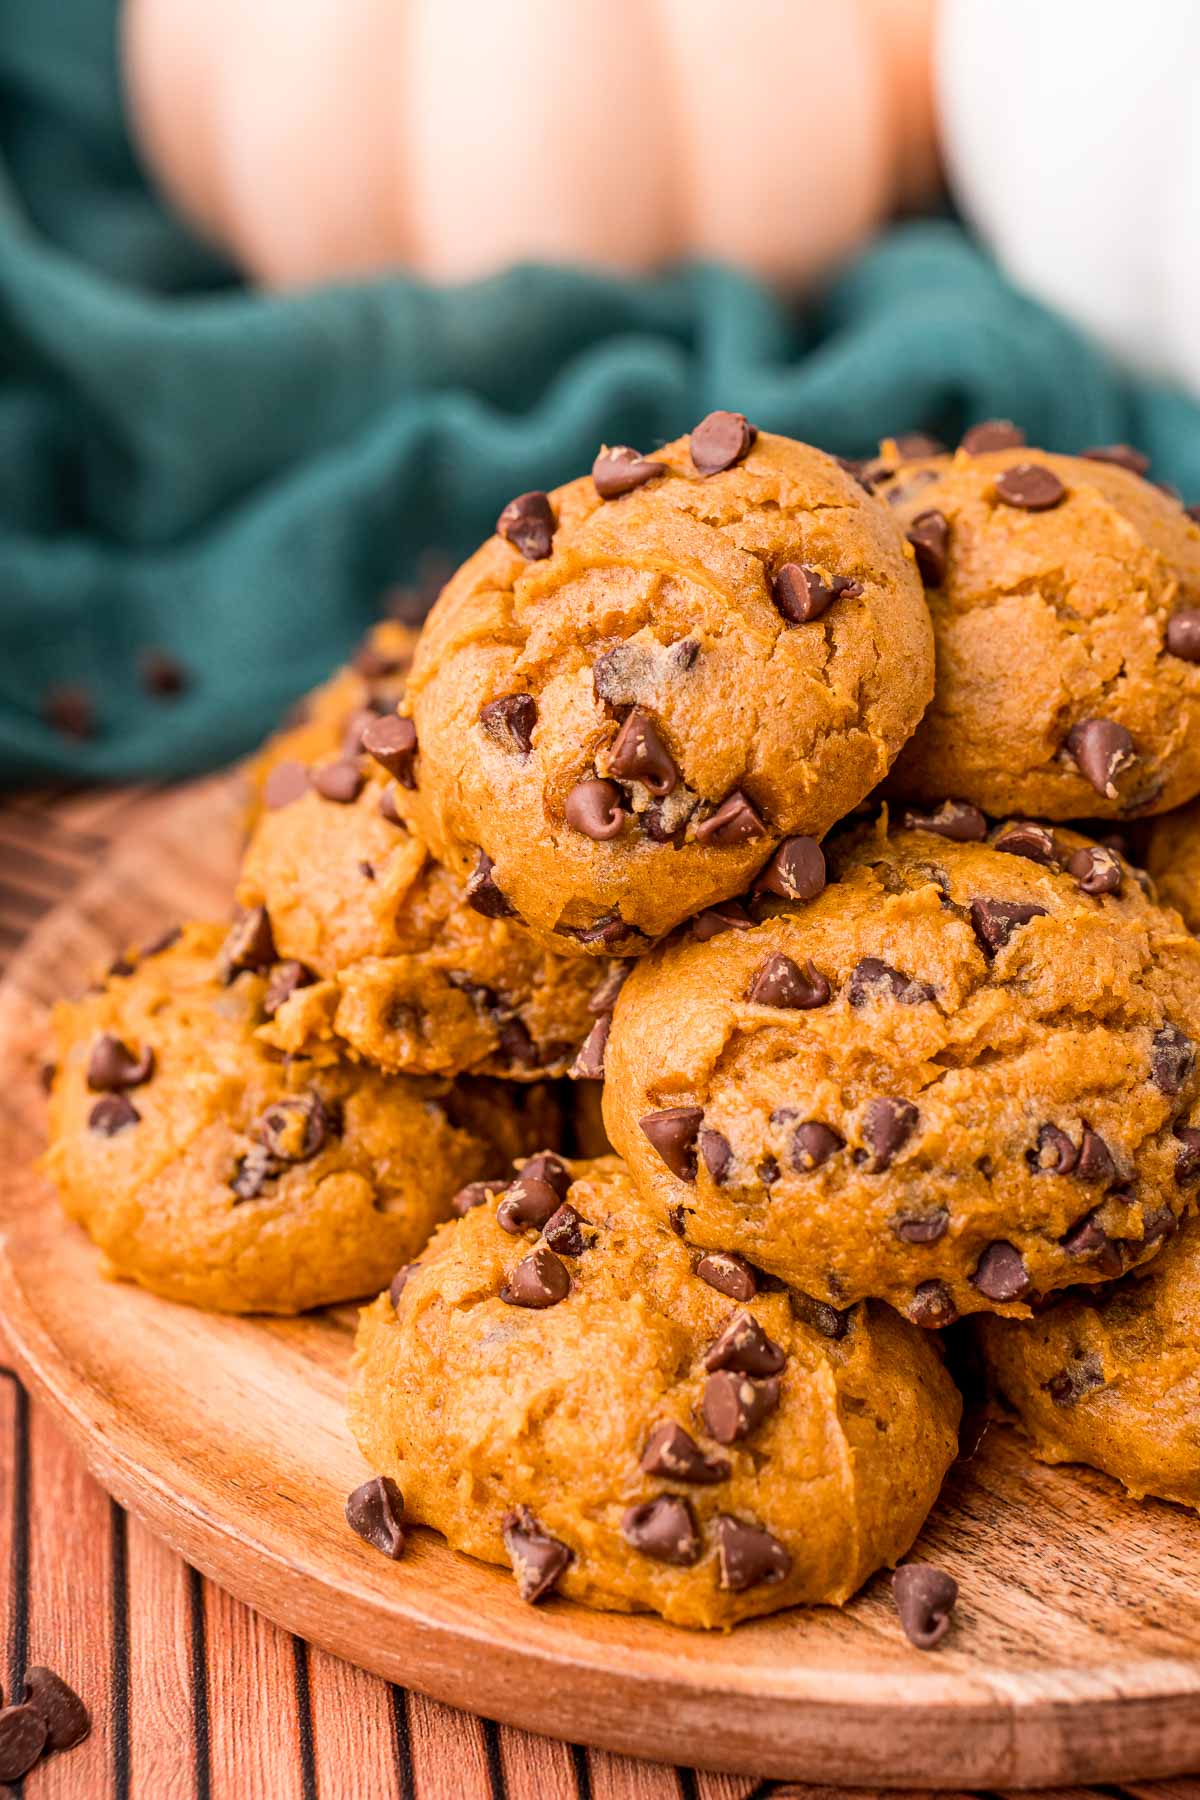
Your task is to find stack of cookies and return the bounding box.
[45,415,1200,1635]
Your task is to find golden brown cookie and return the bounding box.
[1146,797,1200,933]
[977,1211,1200,1509]
[44,922,560,1313]
[348,1156,960,1628]
[602,816,1200,1324]
[399,421,933,954]
[879,431,1200,819]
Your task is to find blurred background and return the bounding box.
[1,0,1198,784]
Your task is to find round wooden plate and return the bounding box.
[2,775,1200,1790]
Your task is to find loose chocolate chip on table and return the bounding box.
[608,708,677,796]
[1045,1354,1106,1406]
[592,445,667,499]
[692,900,754,940]
[847,957,934,1007]
[770,563,862,624]
[994,463,1067,511]
[362,715,418,787]
[263,959,316,1017]
[1166,609,1200,662]
[264,759,310,809]
[621,1496,702,1566]
[480,692,538,755]
[500,1247,571,1309]
[747,953,830,1009]
[452,1178,505,1215]
[993,821,1058,866]
[754,835,826,902]
[905,510,950,586]
[690,410,757,475]
[497,1175,562,1234]
[1151,1023,1195,1096]
[569,1015,610,1080]
[311,758,364,804]
[496,490,556,560]
[902,799,987,843]
[44,684,94,740]
[88,1093,140,1136]
[1067,844,1122,896]
[21,1666,90,1752]
[892,1563,957,1649]
[86,1034,153,1092]
[1032,1122,1079,1175]
[260,1091,333,1163]
[960,419,1025,454]
[640,1421,730,1485]
[703,1370,781,1443]
[345,1475,405,1559]
[501,1507,572,1603]
[1066,718,1137,800]
[698,1128,734,1183]
[542,1203,592,1257]
[639,1106,704,1181]
[0,1702,48,1782]
[1081,443,1150,476]
[694,789,766,847]
[696,1251,758,1302]
[969,897,1048,956]
[715,1515,791,1591]
[892,1209,949,1245]
[790,1121,844,1172]
[565,778,626,841]
[704,1311,786,1376]
[1174,1125,1200,1183]
[1076,1126,1116,1185]
[860,1098,919,1173]
[971,1239,1031,1302]
[389,1264,418,1309]
[465,850,516,919]
[908,1280,957,1329]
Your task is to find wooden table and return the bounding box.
[0,785,1195,1800]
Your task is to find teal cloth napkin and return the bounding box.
[3,2,1200,783]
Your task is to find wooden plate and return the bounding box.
[2,774,1200,1790]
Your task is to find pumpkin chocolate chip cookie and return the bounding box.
[396,421,933,954]
[1146,796,1200,933]
[44,922,559,1313]
[348,1156,960,1628]
[602,817,1200,1325]
[879,432,1200,819]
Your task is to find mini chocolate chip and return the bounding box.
[790,1121,844,1172]
[961,419,1025,454]
[1166,610,1200,662]
[362,715,418,787]
[219,906,277,982]
[691,410,756,475]
[704,1311,786,1376]
[263,959,317,1017]
[696,1251,758,1302]
[389,1264,418,1309]
[465,850,516,919]
[21,1666,90,1751]
[497,491,556,559]
[264,759,310,809]
[1068,844,1122,896]
[0,1703,48,1782]
[500,1247,571,1308]
[747,953,830,1009]
[892,431,947,459]
[906,511,950,586]
[1152,1023,1195,1096]
[699,1128,734,1184]
[588,962,629,1015]
[847,957,934,1007]
[754,836,826,902]
[501,1507,572,1603]
[1175,1124,1200,1183]
[640,1421,730,1485]
[312,758,365,804]
[567,913,644,950]
[969,897,1048,956]
[230,1144,279,1201]
[694,789,766,847]
[88,1093,140,1136]
[259,1091,333,1163]
[521,1152,571,1198]
[703,1370,781,1443]
[1142,1203,1179,1245]
[44,684,94,740]
[902,800,987,843]
[860,1098,918,1173]
[1066,719,1137,800]
[908,1281,957,1328]
[971,1239,1030,1302]
[770,563,862,624]
[639,1106,704,1181]
[622,1496,701,1565]
[1081,444,1150,476]
[608,708,678,797]
[542,1203,592,1257]
[1032,1122,1079,1175]
[565,778,626,840]
[569,1015,609,1080]
[668,1203,692,1237]
[452,1178,505,1215]
[715,1516,791,1591]
[497,1175,562,1234]
[345,1475,405,1559]
[1045,1354,1106,1406]
[1077,1126,1116,1185]
[692,901,754,940]
[892,1564,957,1649]
[995,462,1066,511]
[593,445,667,499]
[993,821,1058,865]
[86,1034,153,1092]
[893,1209,948,1245]
[480,693,537,755]
[1059,1209,1120,1274]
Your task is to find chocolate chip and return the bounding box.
[993,821,1058,865]
[0,1703,48,1781]
[908,1281,957,1328]
[389,1264,418,1309]
[892,431,946,459]
[569,1015,609,1080]
[496,1016,539,1069]
[836,456,875,493]
[1152,1024,1195,1096]
[715,1516,791,1591]
[465,850,516,919]
[1142,1203,1179,1245]
[521,1152,571,1198]
[264,759,310,809]
[497,491,556,559]
[141,925,182,959]
[1045,1354,1106,1406]
[969,897,1048,956]
[567,913,642,950]
[704,1311,786,1376]
[565,778,626,840]
[695,1251,758,1302]
[770,563,862,624]
[902,800,987,843]
[1059,1209,1120,1274]
[621,1496,701,1565]
[542,1203,592,1257]
[501,1507,572,1603]
[847,958,934,1007]
[311,758,365,804]
[378,785,404,825]
[694,789,766,847]
[639,1421,730,1485]
[21,1666,90,1752]
[586,963,628,1017]
[593,445,667,499]
[1166,610,1200,662]
[230,1144,279,1201]
[754,836,826,902]
[500,1247,570,1308]
[259,1091,333,1163]
[789,1289,849,1338]
[1081,444,1150,476]
[668,1203,692,1237]
[452,1178,504,1215]
[995,462,1066,511]
[892,1564,957,1649]
[608,708,678,798]
[345,1475,405,1559]
[692,901,754,940]
[1175,1124,1200,1183]
[790,1121,844,1172]
[1032,1122,1079,1175]
[480,693,537,755]
[362,715,418,787]
[1066,719,1137,799]
[86,1034,153,1092]
[44,684,94,740]
[353,640,406,679]
[747,953,830,1009]
[218,906,277,982]
[1068,844,1122,896]
[892,1209,948,1245]
[497,1175,562,1234]
[971,1239,1030,1302]
[639,1106,703,1181]
[690,410,756,475]
[960,419,1025,454]
[1077,1126,1116,1185]
[88,1093,140,1136]
[860,1098,918,1172]
[263,959,316,1017]
[905,511,950,586]
[702,1370,781,1443]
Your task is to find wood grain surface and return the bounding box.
[1,779,1198,1797]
